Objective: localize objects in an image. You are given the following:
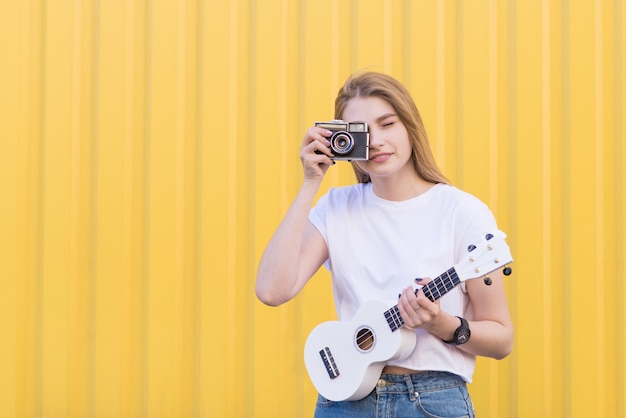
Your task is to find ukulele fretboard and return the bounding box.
[383,267,462,333]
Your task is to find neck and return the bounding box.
[371,174,434,201]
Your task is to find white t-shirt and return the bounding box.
[308,182,507,382]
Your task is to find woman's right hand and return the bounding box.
[300,127,335,181]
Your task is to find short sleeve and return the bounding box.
[308,193,329,244]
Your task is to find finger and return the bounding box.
[413,278,434,304]
[412,280,441,320]
[303,127,332,146]
[302,141,334,161]
[396,296,414,327]
[302,130,334,157]
[398,287,421,322]
[414,291,436,312]
[404,286,421,311]
[300,148,334,179]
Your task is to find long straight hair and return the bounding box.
[334,71,449,185]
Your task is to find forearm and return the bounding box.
[459,318,514,359]
[255,180,323,306]
[429,312,513,359]
[399,277,514,360]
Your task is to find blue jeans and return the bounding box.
[314,371,475,418]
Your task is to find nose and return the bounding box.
[368,128,383,148]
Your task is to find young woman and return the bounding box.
[256,71,513,418]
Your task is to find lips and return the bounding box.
[369,153,392,162]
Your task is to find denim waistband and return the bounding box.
[376,371,465,394]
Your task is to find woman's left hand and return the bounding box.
[397,279,441,331]
[397,272,514,359]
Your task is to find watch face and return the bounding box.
[456,329,471,344]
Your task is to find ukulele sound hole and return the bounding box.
[355,327,375,352]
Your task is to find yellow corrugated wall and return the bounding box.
[0,0,623,417]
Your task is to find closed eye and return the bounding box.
[374,113,399,127]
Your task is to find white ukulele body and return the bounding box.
[304,299,416,401]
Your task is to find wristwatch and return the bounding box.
[443,316,471,345]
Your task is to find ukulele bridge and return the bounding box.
[319,347,340,379]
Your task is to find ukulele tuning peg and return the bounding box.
[503,266,512,276]
[467,244,477,252]
[485,233,494,240]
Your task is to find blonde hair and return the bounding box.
[335,71,449,185]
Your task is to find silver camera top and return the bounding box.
[314,120,369,132]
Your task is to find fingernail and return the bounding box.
[415,278,423,282]
[398,293,401,299]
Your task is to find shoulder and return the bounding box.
[431,185,500,237]
[431,184,489,212]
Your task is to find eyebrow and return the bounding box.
[375,113,397,123]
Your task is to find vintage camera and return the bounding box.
[314,120,370,161]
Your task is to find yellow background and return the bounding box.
[1,0,624,417]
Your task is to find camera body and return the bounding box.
[314,120,370,161]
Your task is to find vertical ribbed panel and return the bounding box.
[0,1,623,417]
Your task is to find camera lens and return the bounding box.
[330,132,354,155]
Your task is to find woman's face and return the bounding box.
[342,96,414,181]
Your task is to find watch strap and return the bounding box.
[443,316,471,345]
